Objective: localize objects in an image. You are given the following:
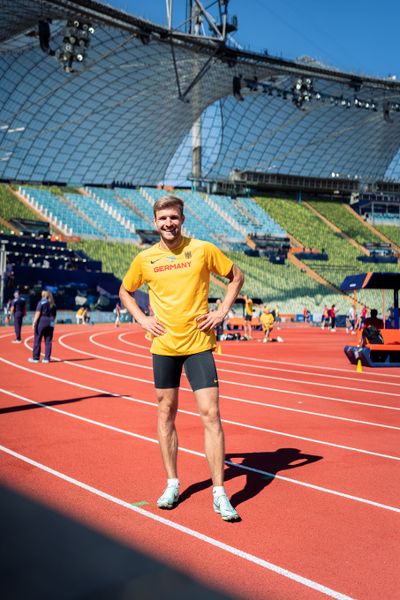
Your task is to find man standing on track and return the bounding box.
[120,195,244,521]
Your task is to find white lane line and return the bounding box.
[0,332,14,339]
[23,337,400,432]
[57,333,400,412]
[0,444,355,600]
[1,387,399,514]
[115,332,400,389]
[88,333,400,398]
[1,360,400,465]
[118,332,400,380]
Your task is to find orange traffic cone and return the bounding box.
[356,359,362,373]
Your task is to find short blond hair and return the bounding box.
[153,195,184,218]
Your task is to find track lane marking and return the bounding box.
[1,384,400,515]
[87,332,400,398]
[0,444,355,600]
[19,335,400,431]
[117,333,400,379]
[116,332,400,388]
[56,333,400,412]
[8,349,400,460]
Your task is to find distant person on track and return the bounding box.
[357,305,368,330]
[329,304,336,332]
[243,294,253,340]
[83,306,91,324]
[120,195,244,522]
[10,290,26,343]
[114,302,121,327]
[29,290,57,364]
[76,306,85,325]
[260,305,275,343]
[321,305,329,329]
[346,305,356,334]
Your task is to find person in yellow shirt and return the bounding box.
[243,294,253,340]
[75,306,85,325]
[120,195,244,521]
[260,305,275,343]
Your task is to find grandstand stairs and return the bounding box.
[8,186,65,238]
[302,201,369,255]
[343,203,400,254]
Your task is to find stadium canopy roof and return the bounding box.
[1,0,400,186]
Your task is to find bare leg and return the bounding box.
[156,387,179,479]
[194,386,225,486]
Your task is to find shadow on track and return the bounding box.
[0,393,121,414]
[179,448,323,508]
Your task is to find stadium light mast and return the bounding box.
[191,1,202,187]
[166,2,239,188]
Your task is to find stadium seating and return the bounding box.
[308,199,383,246]
[374,224,400,247]
[256,196,399,287]
[139,188,286,250]
[227,251,349,314]
[4,185,396,316]
[19,186,140,241]
[19,187,101,237]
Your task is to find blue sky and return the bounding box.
[105,0,399,79]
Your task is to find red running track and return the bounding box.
[1,323,400,600]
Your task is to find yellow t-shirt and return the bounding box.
[260,312,274,331]
[122,237,233,356]
[245,297,253,316]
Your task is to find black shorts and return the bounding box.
[244,314,252,322]
[152,350,218,391]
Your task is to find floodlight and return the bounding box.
[57,19,94,73]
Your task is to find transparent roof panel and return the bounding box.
[1,0,400,185]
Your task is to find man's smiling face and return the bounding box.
[154,206,185,249]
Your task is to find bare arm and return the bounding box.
[196,264,244,332]
[119,284,166,337]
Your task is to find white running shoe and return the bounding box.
[213,493,240,521]
[28,358,39,363]
[157,483,179,509]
